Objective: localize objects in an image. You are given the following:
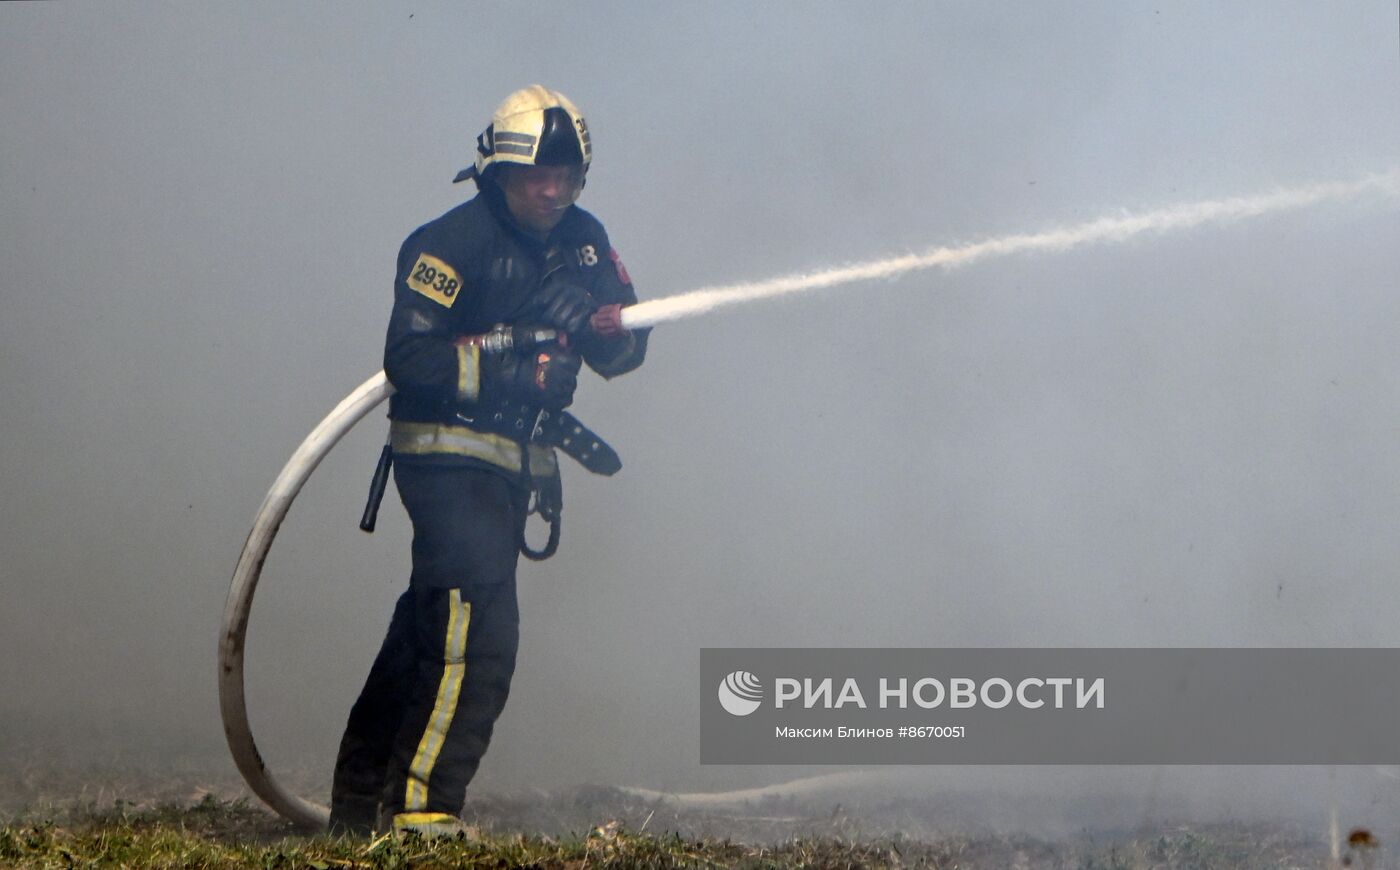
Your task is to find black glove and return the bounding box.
[481,345,582,410]
[535,282,598,337]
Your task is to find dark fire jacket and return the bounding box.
[384,186,647,475]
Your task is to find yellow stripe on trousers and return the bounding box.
[404,589,472,812]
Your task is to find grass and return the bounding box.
[0,735,1356,869]
[0,794,1345,869]
[0,796,904,868]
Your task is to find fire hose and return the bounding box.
[219,369,391,829]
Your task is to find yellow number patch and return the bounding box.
[406,253,462,308]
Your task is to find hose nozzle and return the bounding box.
[457,324,561,354]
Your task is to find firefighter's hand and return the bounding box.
[589,303,628,339]
[536,283,599,336]
[532,346,582,408]
[484,346,582,409]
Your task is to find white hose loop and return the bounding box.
[219,370,395,829]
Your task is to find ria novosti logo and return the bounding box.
[718,670,763,716]
[714,671,1106,716]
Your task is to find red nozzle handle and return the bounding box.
[590,303,627,338]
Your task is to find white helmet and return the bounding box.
[453,85,592,184]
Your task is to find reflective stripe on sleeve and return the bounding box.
[456,344,480,402]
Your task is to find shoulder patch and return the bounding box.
[609,247,632,286]
[405,253,462,307]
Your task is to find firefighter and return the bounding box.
[329,85,647,837]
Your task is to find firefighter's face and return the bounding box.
[501,164,585,233]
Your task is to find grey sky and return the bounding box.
[2,1,1398,814]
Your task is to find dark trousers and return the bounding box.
[330,462,525,832]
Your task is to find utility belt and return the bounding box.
[362,404,620,561]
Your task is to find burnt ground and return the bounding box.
[0,753,1382,868]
